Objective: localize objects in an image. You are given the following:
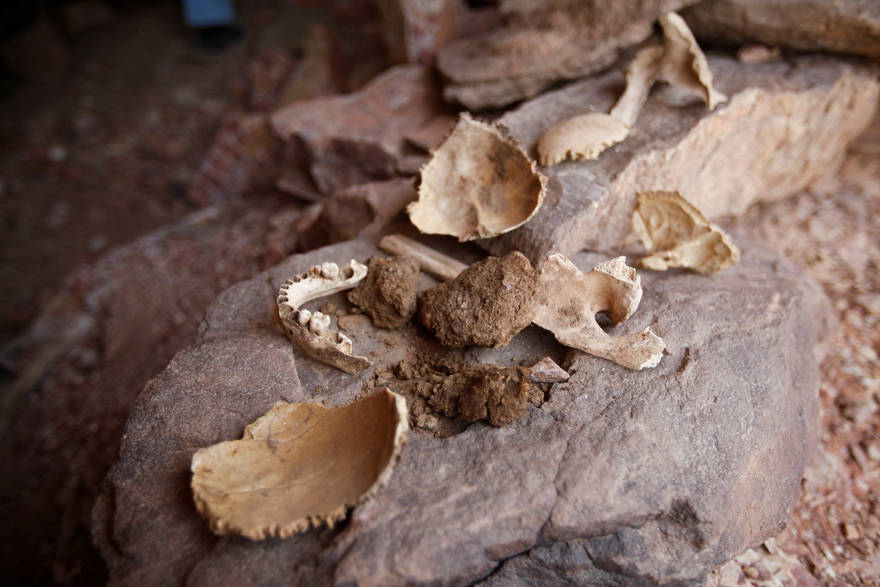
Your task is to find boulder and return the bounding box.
[683,0,880,60]
[94,235,830,585]
[437,0,700,110]
[485,54,879,262]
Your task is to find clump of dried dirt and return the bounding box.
[348,256,420,328]
[365,356,548,433]
[417,251,539,347]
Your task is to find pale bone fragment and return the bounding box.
[378,233,467,281]
[527,357,570,383]
[532,254,665,370]
[538,11,727,167]
[277,260,371,373]
[632,190,740,275]
[536,112,630,166]
[191,388,408,540]
[407,112,547,241]
[655,12,727,110]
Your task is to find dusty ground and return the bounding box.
[0,2,877,585]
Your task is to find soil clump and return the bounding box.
[348,255,420,328]
[417,251,539,347]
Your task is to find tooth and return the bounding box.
[320,262,340,279]
[297,309,312,325]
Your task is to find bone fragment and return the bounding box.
[536,113,630,167]
[533,254,665,370]
[277,260,371,373]
[191,389,408,539]
[378,234,467,281]
[407,113,546,241]
[527,357,570,383]
[632,190,740,274]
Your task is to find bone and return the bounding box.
[378,234,467,281]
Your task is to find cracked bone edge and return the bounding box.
[191,388,409,539]
[378,234,467,281]
[536,112,631,166]
[532,254,665,370]
[632,190,740,275]
[277,260,371,374]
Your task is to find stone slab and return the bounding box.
[94,235,830,585]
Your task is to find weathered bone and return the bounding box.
[378,234,467,281]
[533,254,665,370]
[277,260,371,373]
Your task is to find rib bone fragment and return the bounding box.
[378,234,467,281]
[277,260,371,373]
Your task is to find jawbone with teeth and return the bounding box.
[276,260,371,374]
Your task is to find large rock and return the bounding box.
[486,55,878,262]
[437,0,700,110]
[94,236,830,585]
[683,0,880,60]
[0,200,301,584]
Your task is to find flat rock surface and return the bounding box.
[486,54,879,262]
[683,0,880,59]
[95,235,830,585]
[437,0,699,110]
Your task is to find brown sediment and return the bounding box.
[348,256,420,329]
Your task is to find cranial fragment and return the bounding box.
[277,260,371,373]
[191,389,408,540]
[632,190,740,274]
[533,254,665,370]
[538,11,726,166]
[536,112,631,166]
[407,113,546,241]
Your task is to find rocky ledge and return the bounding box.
[94,235,831,585]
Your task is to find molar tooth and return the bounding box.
[320,262,340,279]
[309,312,331,334]
[297,309,312,325]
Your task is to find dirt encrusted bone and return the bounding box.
[633,190,740,274]
[276,260,371,373]
[407,113,546,241]
[348,256,420,328]
[418,252,540,347]
[190,389,408,540]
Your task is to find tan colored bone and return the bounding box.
[277,260,371,373]
[378,234,467,281]
[407,113,546,241]
[533,254,665,370]
[538,11,726,166]
[655,12,727,110]
[536,112,630,166]
[191,389,408,540]
[632,190,739,274]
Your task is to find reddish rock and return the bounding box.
[485,55,879,262]
[94,235,829,585]
[684,0,880,60]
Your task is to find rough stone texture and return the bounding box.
[270,65,444,194]
[418,252,539,347]
[298,177,416,251]
[0,199,303,586]
[485,54,879,262]
[348,255,420,328]
[683,0,880,60]
[437,0,700,110]
[377,0,467,65]
[94,234,830,585]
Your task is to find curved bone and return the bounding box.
[533,254,665,370]
[277,260,371,374]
